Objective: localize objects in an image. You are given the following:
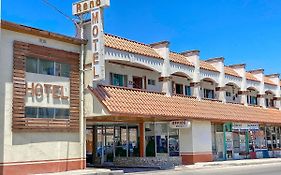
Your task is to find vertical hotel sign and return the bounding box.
[72,0,110,80]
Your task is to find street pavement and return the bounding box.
[126,162,281,175]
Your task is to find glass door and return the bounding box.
[114,125,128,157]
[104,126,114,162]
[128,126,139,157]
[93,124,140,165]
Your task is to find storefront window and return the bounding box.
[87,124,140,165]
[145,123,156,157]
[277,127,281,148]
[115,126,128,157]
[266,126,281,151]
[249,128,266,150]
[155,123,168,154]
[145,122,179,157]
[169,128,179,156]
[86,129,94,164]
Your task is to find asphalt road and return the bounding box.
[126,163,281,175]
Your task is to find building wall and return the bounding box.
[0,29,83,175]
[0,25,4,165]
[179,120,213,164]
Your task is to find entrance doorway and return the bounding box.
[86,124,139,165]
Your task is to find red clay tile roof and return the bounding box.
[264,77,276,86]
[224,67,241,78]
[246,72,260,82]
[200,61,219,72]
[104,34,162,59]
[169,52,194,67]
[89,85,281,124]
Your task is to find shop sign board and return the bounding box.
[232,123,259,130]
[169,120,191,129]
[72,0,110,81]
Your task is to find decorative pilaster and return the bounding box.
[181,50,201,99]
[150,41,171,96]
[266,74,281,110]
[206,57,226,103]
[229,64,248,106]
[248,69,265,108]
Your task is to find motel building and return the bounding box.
[1,4,281,175]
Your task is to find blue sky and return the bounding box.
[2,0,281,74]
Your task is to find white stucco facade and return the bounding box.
[0,28,82,169]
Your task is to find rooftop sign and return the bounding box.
[72,0,110,15]
[73,0,110,81]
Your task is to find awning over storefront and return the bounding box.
[88,85,281,124]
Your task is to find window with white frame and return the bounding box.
[185,85,191,96]
[110,73,128,87]
[204,89,215,99]
[148,79,156,85]
[25,107,70,119]
[26,57,70,78]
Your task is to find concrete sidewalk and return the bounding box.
[34,168,124,175]
[176,158,281,170]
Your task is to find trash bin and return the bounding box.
[250,152,256,159]
[262,150,269,158]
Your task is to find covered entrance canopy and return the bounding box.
[88,85,281,124]
[87,85,281,167]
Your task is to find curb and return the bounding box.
[35,169,124,175]
[175,158,281,170]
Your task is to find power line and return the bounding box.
[40,0,81,37]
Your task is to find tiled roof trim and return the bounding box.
[246,72,260,82]
[3,20,279,82]
[224,66,241,78]
[169,52,194,67]
[264,77,276,86]
[200,61,219,72]
[89,85,281,124]
[104,33,162,59]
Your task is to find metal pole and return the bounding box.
[78,16,86,169]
